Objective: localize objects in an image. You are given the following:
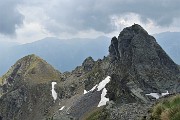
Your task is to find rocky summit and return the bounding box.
[0,24,180,120]
[108,24,180,101]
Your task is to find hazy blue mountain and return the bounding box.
[0,41,20,75]
[0,41,19,50]
[0,36,110,75]
[0,32,180,76]
[154,32,180,65]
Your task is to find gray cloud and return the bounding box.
[39,0,180,34]
[0,0,24,35]
[1,0,180,36]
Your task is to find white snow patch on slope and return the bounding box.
[97,76,111,91]
[83,76,111,94]
[91,84,98,91]
[84,84,98,94]
[83,76,111,107]
[146,91,169,99]
[97,88,109,107]
[59,106,65,111]
[51,82,57,101]
[146,93,160,99]
[84,90,88,94]
[162,91,169,96]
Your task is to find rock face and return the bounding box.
[82,56,95,72]
[109,24,179,74]
[0,24,180,120]
[107,24,180,103]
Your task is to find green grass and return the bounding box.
[151,95,180,120]
[85,108,110,120]
[0,77,2,85]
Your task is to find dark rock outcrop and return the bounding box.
[82,56,95,72]
[109,24,179,74]
[107,24,180,102]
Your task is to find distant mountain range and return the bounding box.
[0,36,110,75]
[0,32,179,76]
[154,32,180,65]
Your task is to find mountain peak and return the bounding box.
[118,24,148,40]
[109,24,149,62]
[10,54,50,75]
[109,24,178,71]
[109,24,179,93]
[82,56,95,71]
[17,54,43,65]
[1,54,62,93]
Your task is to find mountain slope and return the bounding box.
[1,54,62,92]
[0,24,180,120]
[0,54,64,120]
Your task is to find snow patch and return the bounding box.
[84,90,88,94]
[84,84,98,94]
[162,91,169,96]
[97,76,111,91]
[97,88,109,107]
[59,106,65,111]
[83,76,111,95]
[51,82,57,101]
[90,84,98,91]
[146,93,160,99]
[83,76,111,107]
[146,91,169,99]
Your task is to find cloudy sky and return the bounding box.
[0,0,180,43]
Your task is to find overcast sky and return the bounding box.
[0,0,180,43]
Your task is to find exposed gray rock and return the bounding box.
[82,56,95,72]
[105,102,153,120]
[109,37,120,61]
[107,24,180,104]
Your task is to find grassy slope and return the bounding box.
[151,94,180,120]
[1,54,62,85]
[85,107,110,120]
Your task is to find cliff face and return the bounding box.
[107,24,180,102]
[0,24,180,120]
[109,24,179,73]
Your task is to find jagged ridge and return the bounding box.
[0,24,180,120]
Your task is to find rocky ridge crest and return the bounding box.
[0,24,180,120]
